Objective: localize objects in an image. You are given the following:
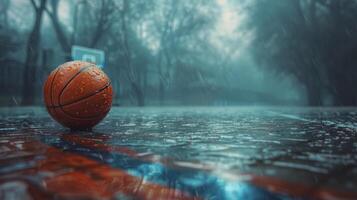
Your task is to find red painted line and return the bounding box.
[0,137,198,200]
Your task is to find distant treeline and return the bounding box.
[0,0,356,106]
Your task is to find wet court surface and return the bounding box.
[0,107,357,200]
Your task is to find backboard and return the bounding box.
[71,45,105,68]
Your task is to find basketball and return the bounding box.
[43,61,113,130]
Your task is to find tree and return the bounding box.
[22,0,47,105]
[321,0,357,105]
[151,0,213,104]
[45,0,116,60]
[247,0,357,106]
[0,0,10,27]
[115,0,146,106]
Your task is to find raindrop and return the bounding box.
[21,119,31,128]
[12,97,18,105]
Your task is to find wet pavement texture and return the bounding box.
[0,107,357,200]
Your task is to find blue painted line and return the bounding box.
[43,136,301,200]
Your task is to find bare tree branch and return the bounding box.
[29,0,39,11]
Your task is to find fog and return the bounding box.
[1,0,356,106]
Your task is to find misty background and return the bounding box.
[0,0,356,107]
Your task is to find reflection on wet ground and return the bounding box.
[0,107,357,199]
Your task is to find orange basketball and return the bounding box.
[43,61,113,130]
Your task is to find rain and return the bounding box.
[0,0,357,199]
